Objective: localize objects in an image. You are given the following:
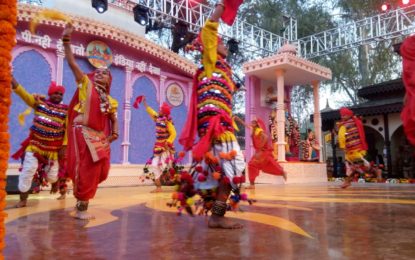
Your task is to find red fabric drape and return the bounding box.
[221,0,243,26]
[340,107,368,151]
[353,116,368,151]
[11,137,30,160]
[191,113,233,161]
[401,35,415,147]
[179,74,199,151]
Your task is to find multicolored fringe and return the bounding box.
[140,152,185,184]
[167,152,255,216]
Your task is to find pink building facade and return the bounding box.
[10,5,196,167]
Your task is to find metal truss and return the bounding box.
[19,1,415,59]
[296,4,415,58]
[110,0,290,57]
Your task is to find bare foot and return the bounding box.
[283,171,288,181]
[245,184,255,190]
[56,194,66,200]
[15,200,27,208]
[208,215,243,229]
[340,182,351,189]
[74,210,95,220]
[150,187,162,193]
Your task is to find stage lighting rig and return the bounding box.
[92,0,108,14]
[381,3,391,12]
[227,38,239,55]
[133,4,150,26]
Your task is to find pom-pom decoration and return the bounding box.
[30,9,72,34]
[212,171,221,180]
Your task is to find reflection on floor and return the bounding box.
[5,183,415,259]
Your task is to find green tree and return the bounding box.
[239,0,336,123]
[317,0,402,105]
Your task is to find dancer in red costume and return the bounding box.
[234,117,286,189]
[400,35,415,148]
[63,23,119,220]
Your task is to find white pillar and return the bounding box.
[159,75,167,104]
[312,80,323,163]
[276,69,286,162]
[56,52,64,85]
[247,76,256,161]
[121,67,133,164]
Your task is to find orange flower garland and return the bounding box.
[0,0,17,253]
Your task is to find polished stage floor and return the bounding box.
[4,183,415,259]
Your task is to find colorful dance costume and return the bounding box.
[12,83,67,195]
[66,74,118,206]
[176,17,247,215]
[248,119,284,184]
[143,103,176,181]
[337,107,377,185]
[400,35,415,148]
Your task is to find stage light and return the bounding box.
[227,38,239,55]
[402,0,410,5]
[171,21,189,53]
[133,4,149,26]
[381,3,390,12]
[92,0,108,14]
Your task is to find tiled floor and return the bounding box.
[4,183,415,259]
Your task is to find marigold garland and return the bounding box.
[0,0,16,253]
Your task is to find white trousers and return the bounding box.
[196,141,245,190]
[150,151,173,179]
[18,152,59,193]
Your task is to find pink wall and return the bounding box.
[245,75,293,161]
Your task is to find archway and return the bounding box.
[364,126,385,164]
[129,76,157,164]
[391,126,415,177]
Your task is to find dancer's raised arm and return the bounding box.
[210,0,225,22]
[62,23,83,83]
[233,116,252,130]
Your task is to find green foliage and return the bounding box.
[238,0,402,112]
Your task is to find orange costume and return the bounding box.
[66,73,118,201]
[248,119,284,183]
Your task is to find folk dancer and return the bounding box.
[11,78,68,207]
[63,23,119,220]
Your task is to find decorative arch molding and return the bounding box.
[389,122,402,138]
[390,124,404,139]
[12,46,56,81]
[130,74,159,102]
[363,124,385,139]
[17,4,197,77]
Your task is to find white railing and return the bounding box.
[296,4,415,58]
